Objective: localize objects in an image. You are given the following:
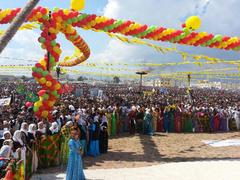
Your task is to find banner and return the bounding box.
[0,97,11,106]
[75,88,83,97]
[98,89,103,98]
[90,88,99,97]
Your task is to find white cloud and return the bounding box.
[0,30,44,64]
[91,0,240,74]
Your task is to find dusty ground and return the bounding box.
[39,132,240,174]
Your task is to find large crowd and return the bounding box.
[0,81,239,179]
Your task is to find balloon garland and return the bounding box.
[1,6,240,120]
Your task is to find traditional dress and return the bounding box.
[169,109,175,132]
[99,115,108,154]
[163,107,170,133]
[174,108,182,133]
[66,139,85,180]
[136,110,144,133]
[156,109,164,132]
[88,120,100,157]
[106,113,112,136]
[143,110,153,135]
[152,110,158,133]
[128,109,137,134]
[214,113,220,132]
[183,113,193,132]
[111,112,117,136]
[28,124,38,173]
[60,122,72,165]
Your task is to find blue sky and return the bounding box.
[0,0,239,78]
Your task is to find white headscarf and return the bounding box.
[0,145,11,158]
[13,130,23,146]
[66,121,73,127]
[3,130,12,139]
[49,122,59,134]
[94,115,99,123]
[37,122,46,134]
[28,124,36,137]
[20,122,28,136]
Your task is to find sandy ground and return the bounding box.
[32,160,240,180]
[32,132,240,179]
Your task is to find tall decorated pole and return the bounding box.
[0,0,40,54]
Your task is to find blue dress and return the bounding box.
[88,123,100,157]
[66,139,85,180]
[144,113,153,136]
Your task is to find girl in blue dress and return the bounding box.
[66,129,85,180]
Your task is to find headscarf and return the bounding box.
[37,122,46,134]
[20,122,28,136]
[49,122,59,134]
[100,115,108,131]
[66,121,73,128]
[13,130,23,146]
[2,131,12,139]
[28,124,36,137]
[0,145,11,158]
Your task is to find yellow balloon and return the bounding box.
[41,110,49,118]
[71,0,85,11]
[185,16,201,31]
[55,83,61,90]
[46,81,52,87]
[40,77,46,84]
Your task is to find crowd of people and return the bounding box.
[0,81,240,179]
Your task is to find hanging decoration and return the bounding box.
[1,5,240,121]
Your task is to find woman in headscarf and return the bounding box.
[78,115,88,156]
[12,130,26,164]
[49,122,59,135]
[88,114,100,157]
[28,124,38,173]
[60,121,73,165]
[0,131,12,148]
[66,129,85,180]
[99,112,108,154]
[0,144,12,178]
[143,108,153,136]
[20,122,32,178]
[36,121,46,138]
[0,145,12,158]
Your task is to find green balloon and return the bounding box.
[67,19,72,24]
[53,7,59,12]
[33,106,39,112]
[32,67,37,72]
[42,15,48,20]
[43,94,49,100]
[72,17,78,23]
[51,40,57,46]
[39,37,45,43]
[214,34,223,42]
[50,56,55,63]
[52,91,58,96]
[42,71,48,77]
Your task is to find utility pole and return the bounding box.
[136,71,148,94]
[0,0,40,54]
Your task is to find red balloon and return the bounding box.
[38,90,46,96]
[35,63,42,68]
[45,74,52,81]
[25,102,33,108]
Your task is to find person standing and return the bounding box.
[143,109,153,136]
[99,112,108,153]
[111,110,117,136]
[66,129,85,180]
[128,106,137,135]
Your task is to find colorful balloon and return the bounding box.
[70,0,85,11]
[185,16,201,31]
